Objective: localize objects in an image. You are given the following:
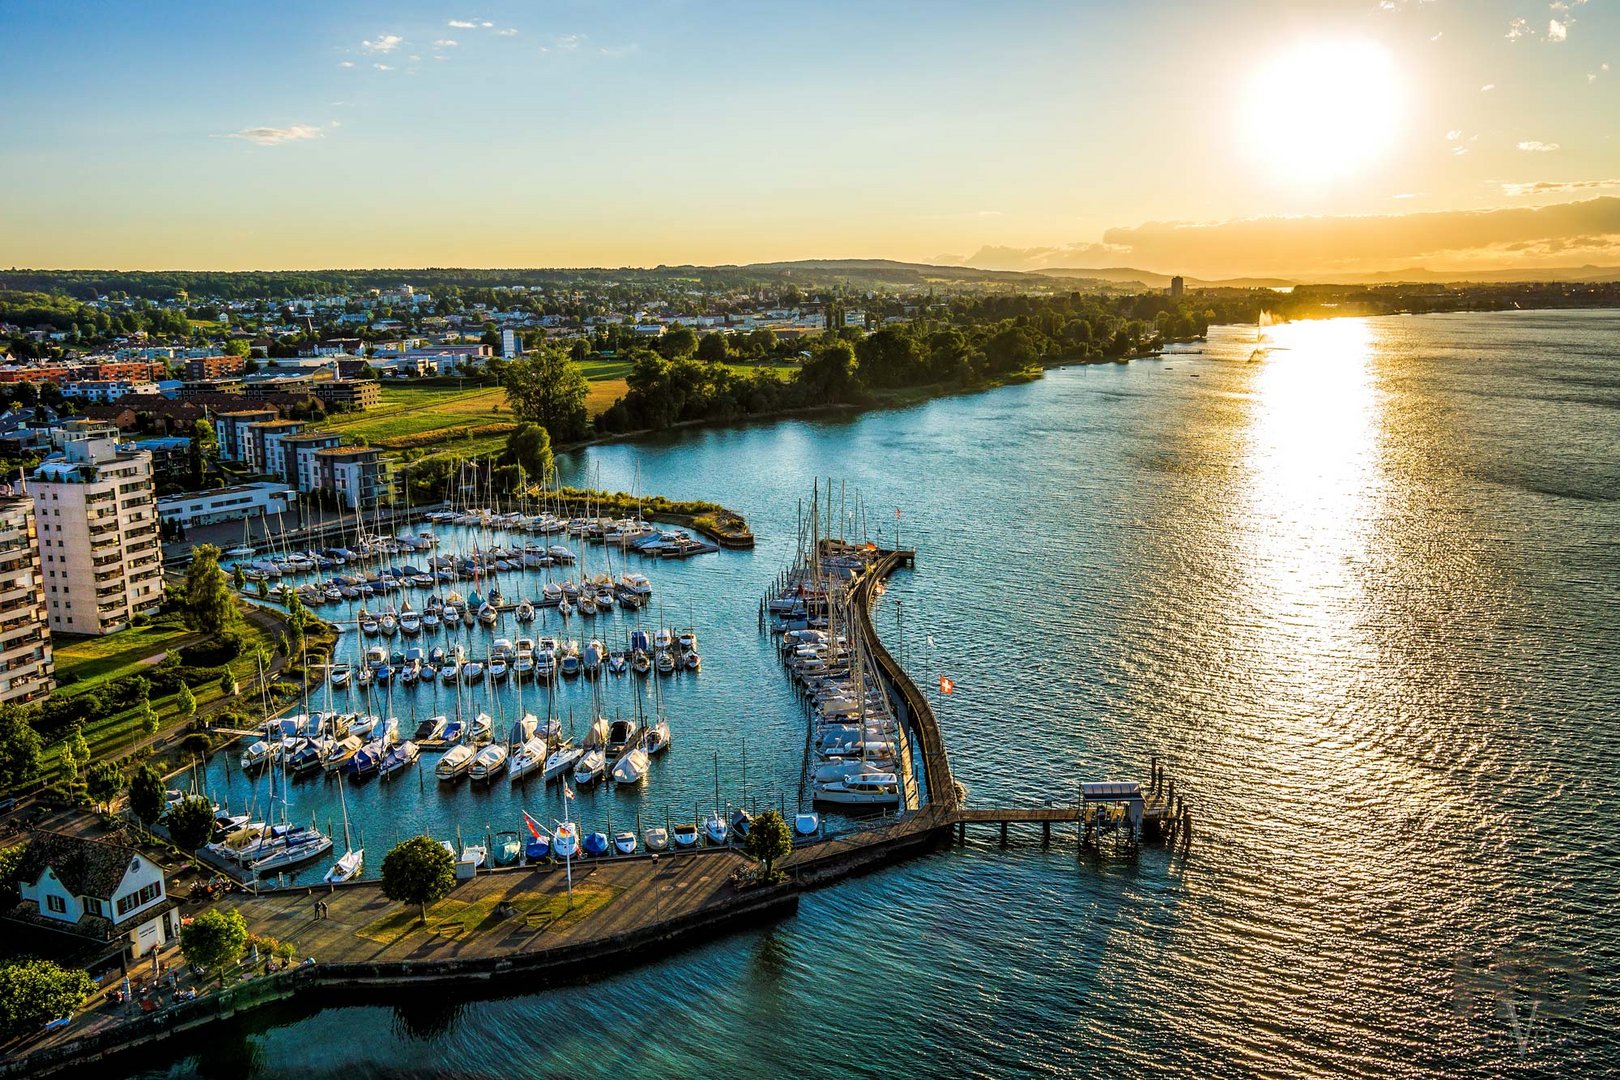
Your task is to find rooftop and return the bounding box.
[15,830,142,900]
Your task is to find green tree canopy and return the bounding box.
[0,958,95,1037]
[0,705,43,793]
[129,764,166,825]
[176,683,196,720]
[183,544,244,641]
[381,835,456,924]
[503,423,554,484]
[744,810,793,882]
[180,908,248,985]
[501,349,589,443]
[0,842,27,909]
[85,760,122,811]
[166,795,216,851]
[696,331,728,363]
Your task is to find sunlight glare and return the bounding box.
[1241,41,1403,187]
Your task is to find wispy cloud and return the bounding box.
[1506,17,1532,41]
[1502,178,1620,196]
[447,19,475,29]
[220,124,324,146]
[338,60,355,69]
[1547,18,1568,43]
[1480,83,1496,92]
[542,34,584,52]
[362,34,403,53]
[598,43,638,58]
[434,39,458,47]
[1517,141,1560,152]
[497,28,518,37]
[373,63,394,72]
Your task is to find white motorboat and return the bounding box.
[644,827,670,852]
[610,743,649,785]
[572,746,606,785]
[813,771,902,807]
[329,665,352,689]
[671,823,699,850]
[468,741,508,782]
[436,743,475,781]
[613,831,637,856]
[702,814,729,846]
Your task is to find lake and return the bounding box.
[164,310,1620,1077]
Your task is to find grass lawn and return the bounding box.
[357,884,620,946]
[53,623,197,698]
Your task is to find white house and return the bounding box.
[13,832,179,957]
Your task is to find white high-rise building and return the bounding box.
[0,492,53,705]
[30,437,164,635]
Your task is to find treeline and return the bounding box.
[588,295,1214,434]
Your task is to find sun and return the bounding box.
[1240,40,1403,187]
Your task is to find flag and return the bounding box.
[939,675,955,695]
[521,810,544,840]
[896,507,902,519]
[563,783,575,801]
[927,634,935,648]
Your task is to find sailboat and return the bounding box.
[324,774,364,883]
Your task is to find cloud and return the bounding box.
[497,28,518,36]
[541,33,585,52]
[1076,197,1620,276]
[598,43,638,58]
[373,63,394,71]
[1502,178,1620,197]
[447,20,475,28]
[1445,129,1463,141]
[1517,141,1560,152]
[338,60,355,68]
[1506,17,1532,40]
[1547,18,1568,42]
[221,124,324,146]
[361,34,403,53]
[434,38,458,47]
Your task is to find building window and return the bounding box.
[46,894,67,914]
[115,881,161,917]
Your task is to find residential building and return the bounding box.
[312,446,388,509]
[158,482,293,527]
[183,355,247,380]
[29,437,163,635]
[310,379,381,410]
[11,831,179,958]
[214,409,277,462]
[50,418,122,450]
[121,436,194,482]
[280,431,343,489]
[0,493,53,705]
[239,419,304,475]
[60,379,163,403]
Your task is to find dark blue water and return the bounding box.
[163,311,1620,1077]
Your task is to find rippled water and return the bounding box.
[156,311,1620,1077]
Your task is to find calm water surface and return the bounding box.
[161,310,1619,1077]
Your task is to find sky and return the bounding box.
[1,0,1616,277]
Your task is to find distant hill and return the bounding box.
[1030,267,1298,289]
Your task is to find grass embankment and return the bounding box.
[36,605,338,785]
[357,884,621,946]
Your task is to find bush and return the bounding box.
[179,640,239,668]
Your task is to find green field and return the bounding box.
[53,624,197,698]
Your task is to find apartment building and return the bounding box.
[0,494,53,705]
[312,446,388,509]
[214,409,277,462]
[29,438,163,635]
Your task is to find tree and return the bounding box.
[140,700,158,736]
[219,671,238,699]
[503,423,554,484]
[282,588,308,654]
[166,795,216,851]
[61,731,90,782]
[179,908,248,985]
[0,959,95,1037]
[232,563,246,590]
[744,810,793,883]
[129,764,165,825]
[0,842,27,909]
[0,705,42,792]
[223,338,251,357]
[85,760,122,812]
[381,835,456,924]
[183,545,244,641]
[176,683,196,722]
[657,325,699,359]
[501,349,590,443]
[696,331,728,363]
